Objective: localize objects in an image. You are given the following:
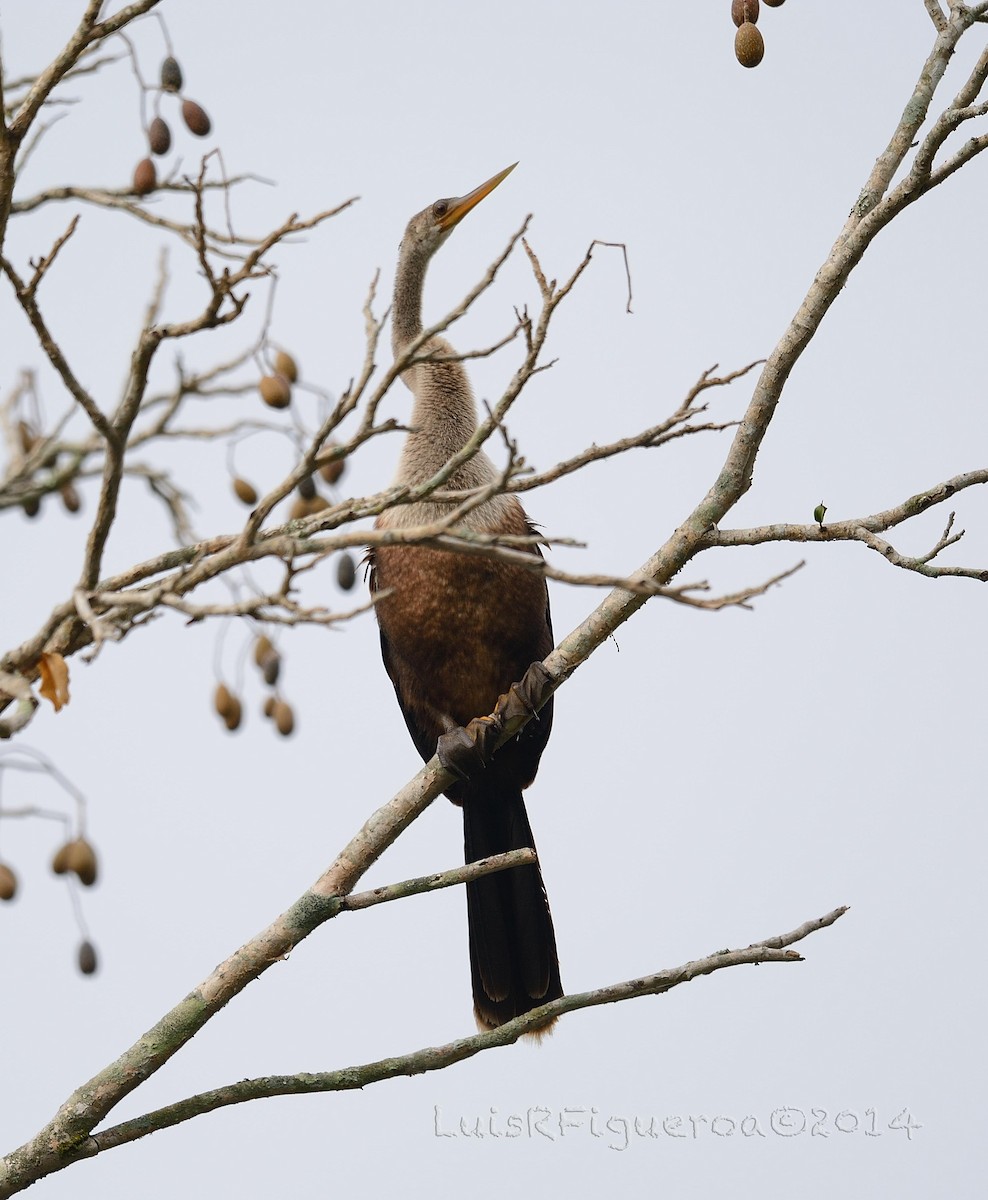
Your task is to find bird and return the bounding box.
[367,165,563,1035]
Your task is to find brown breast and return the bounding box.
[372,540,551,734]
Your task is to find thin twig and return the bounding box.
[341,849,538,912]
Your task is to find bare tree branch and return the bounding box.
[5,2,161,143]
[702,471,988,581]
[341,849,538,912]
[0,904,847,1190]
[924,0,947,31]
[0,251,115,441]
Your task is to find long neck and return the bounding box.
[390,236,496,496]
[392,236,428,356]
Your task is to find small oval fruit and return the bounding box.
[273,350,298,383]
[214,682,234,718]
[181,99,211,137]
[60,482,81,514]
[149,115,172,155]
[273,700,295,737]
[78,939,98,975]
[253,635,275,667]
[297,474,316,501]
[263,695,277,719]
[160,55,183,92]
[233,477,258,505]
[336,551,356,592]
[731,0,759,25]
[0,863,18,901]
[133,157,157,195]
[259,374,291,409]
[262,654,281,687]
[52,842,72,875]
[762,0,784,6]
[22,496,41,518]
[317,444,345,486]
[735,21,765,67]
[289,495,329,521]
[64,838,98,887]
[223,695,243,732]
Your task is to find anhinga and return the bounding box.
[368,165,563,1034]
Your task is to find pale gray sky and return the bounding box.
[2,2,986,1197]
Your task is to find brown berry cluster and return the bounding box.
[52,836,99,886]
[212,635,296,738]
[229,346,356,591]
[1,833,102,974]
[13,417,83,519]
[132,53,214,197]
[258,349,299,412]
[252,635,296,737]
[732,0,786,69]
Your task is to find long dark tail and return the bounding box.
[462,778,562,1035]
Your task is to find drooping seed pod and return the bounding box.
[149,115,172,155]
[52,842,72,875]
[253,636,274,667]
[273,700,295,737]
[60,482,82,513]
[297,474,316,501]
[259,374,291,409]
[181,99,211,137]
[0,863,17,901]
[64,838,98,887]
[22,496,41,518]
[78,939,98,975]
[214,682,234,718]
[273,350,299,383]
[160,55,183,92]
[317,444,345,486]
[133,157,157,195]
[762,0,784,6]
[731,0,759,25]
[223,694,243,732]
[233,477,258,505]
[262,695,277,719]
[336,551,356,592]
[262,654,281,687]
[735,21,765,67]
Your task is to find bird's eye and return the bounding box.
[432,199,449,219]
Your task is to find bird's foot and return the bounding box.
[494,662,554,739]
[436,663,555,781]
[437,717,498,781]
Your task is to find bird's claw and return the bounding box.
[499,662,552,734]
[494,662,553,738]
[437,719,496,780]
[436,663,555,780]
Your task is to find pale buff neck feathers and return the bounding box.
[383,218,510,531]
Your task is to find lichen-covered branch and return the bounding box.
[0,898,846,1193]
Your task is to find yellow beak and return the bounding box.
[437,163,517,231]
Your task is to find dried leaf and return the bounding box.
[39,651,70,712]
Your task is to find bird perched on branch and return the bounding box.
[368,165,563,1035]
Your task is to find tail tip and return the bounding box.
[474,1005,559,1042]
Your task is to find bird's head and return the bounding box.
[400,163,517,259]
